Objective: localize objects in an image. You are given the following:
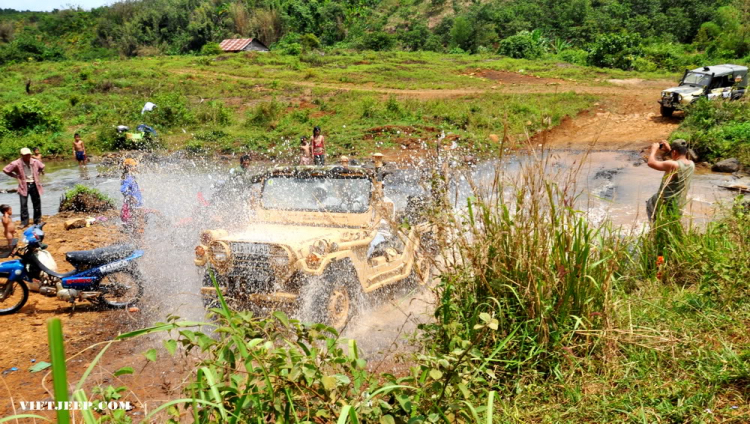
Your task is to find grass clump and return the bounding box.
[59,184,115,213]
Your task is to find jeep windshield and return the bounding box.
[261,176,372,213]
[681,72,712,87]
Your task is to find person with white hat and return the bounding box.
[3,147,45,227]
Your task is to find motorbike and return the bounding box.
[0,224,145,315]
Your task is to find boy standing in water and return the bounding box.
[73,133,89,179]
[73,133,86,165]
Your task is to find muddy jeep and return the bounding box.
[659,64,748,117]
[194,164,433,329]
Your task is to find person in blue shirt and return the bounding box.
[120,158,144,236]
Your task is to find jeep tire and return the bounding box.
[660,105,675,117]
[298,266,364,331]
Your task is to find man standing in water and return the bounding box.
[3,148,45,227]
[646,139,695,222]
[311,126,325,165]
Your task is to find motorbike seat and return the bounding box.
[65,244,136,268]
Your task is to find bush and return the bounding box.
[245,100,283,128]
[588,33,644,70]
[299,33,320,50]
[2,99,62,134]
[676,99,750,165]
[149,92,194,128]
[361,31,394,51]
[423,35,444,52]
[497,31,544,59]
[195,101,233,126]
[199,42,222,55]
[558,48,589,65]
[59,185,115,213]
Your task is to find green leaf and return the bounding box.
[114,366,134,377]
[144,348,158,362]
[163,339,177,356]
[429,369,443,380]
[458,383,471,399]
[380,415,396,424]
[29,361,51,373]
[322,375,338,391]
[272,310,290,327]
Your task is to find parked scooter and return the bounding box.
[0,224,145,315]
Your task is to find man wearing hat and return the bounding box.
[646,139,694,222]
[3,148,46,227]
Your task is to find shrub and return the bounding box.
[195,101,233,126]
[558,48,589,65]
[361,31,394,51]
[2,99,62,134]
[199,42,222,55]
[245,100,283,128]
[59,185,115,213]
[299,33,320,50]
[149,92,194,128]
[587,32,644,70]
[498,31,544,59]
[423,35,444,52]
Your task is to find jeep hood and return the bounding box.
[664,86,703,96]
[218,223,367,249]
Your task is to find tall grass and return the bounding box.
[422,148,626,379]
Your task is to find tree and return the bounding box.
[450,16,473,51]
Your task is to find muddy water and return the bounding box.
[2,152,740,357]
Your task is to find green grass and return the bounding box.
[0,51,681,161]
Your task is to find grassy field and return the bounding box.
[0,51,681,161]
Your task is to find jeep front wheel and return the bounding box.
[660,105,675,117]
[298,274,363,331]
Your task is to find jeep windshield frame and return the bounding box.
[681,72,712,88]
[260,174,373,214]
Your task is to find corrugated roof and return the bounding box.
[220,39,253,51]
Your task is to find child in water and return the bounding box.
[1,204,16,244]
[299,136,312,165]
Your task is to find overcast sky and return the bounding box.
[3,0,115,12]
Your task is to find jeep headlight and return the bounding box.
[208,241,231,268]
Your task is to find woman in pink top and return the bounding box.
[311,126,325,165]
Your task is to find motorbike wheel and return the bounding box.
[660,105,675,117]
[96,268,144,309]
[0,279,29,315]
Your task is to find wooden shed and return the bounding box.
[219,38,269,52]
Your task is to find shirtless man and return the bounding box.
[73,133,89,179]
[1,204,15,243]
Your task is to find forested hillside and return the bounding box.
[1,0,749,70]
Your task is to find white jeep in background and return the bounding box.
[659,64,748,117]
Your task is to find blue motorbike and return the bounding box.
[0,224,145,315]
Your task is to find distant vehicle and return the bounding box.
[659,64,747,117]
[195,163,434,330]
